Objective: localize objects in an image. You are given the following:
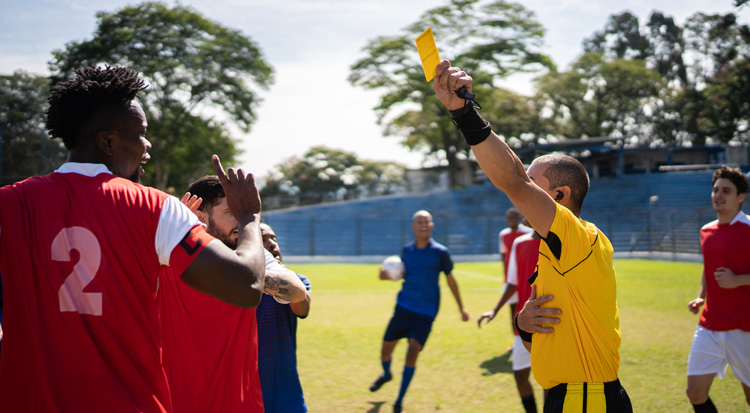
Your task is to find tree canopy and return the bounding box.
[0,71,65,186]
[578,9,750,146]
[260,147,406,209]
[349,0,553,187]
[48,2,273,191]
[536,52,664,143]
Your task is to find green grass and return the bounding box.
[292,260,748,412]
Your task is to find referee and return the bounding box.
[432,59,632,412]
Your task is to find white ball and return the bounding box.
[382,256,405,281]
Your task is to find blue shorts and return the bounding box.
[383,305,434,348]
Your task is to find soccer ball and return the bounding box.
[382,256,405,281]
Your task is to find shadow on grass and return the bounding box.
[366,401,387,412]
[479,350,513,375]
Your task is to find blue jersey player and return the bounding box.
[257,223,312,412]
[370,210,470,413]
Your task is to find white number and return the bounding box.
[52,227,103,316]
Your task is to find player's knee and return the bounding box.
[685,384,707,404]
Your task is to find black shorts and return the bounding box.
[383,305,434,348]
[544,379,632,413]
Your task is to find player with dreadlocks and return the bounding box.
[0,66,268,412]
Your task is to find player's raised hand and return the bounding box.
[516,285,561,334]
[433,59,473,111]
[180,192,207,229]
[180,192,203,215]
[212,154,261,222]
[477,310,497,328]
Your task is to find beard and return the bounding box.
[128,172,141,184]
[206,218,238,250]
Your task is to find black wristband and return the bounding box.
[515,312,533,343]
[450,105,491,146]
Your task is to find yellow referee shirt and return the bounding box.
[530,203,621,389]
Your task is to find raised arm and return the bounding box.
[433,60,557,238]
[180,155,266,308]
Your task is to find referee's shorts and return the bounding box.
[544,379,632,413]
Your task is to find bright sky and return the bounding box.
[1,0,748,181]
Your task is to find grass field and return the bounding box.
[291,259,748,412]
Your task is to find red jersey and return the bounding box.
[506,232,541,335]
[160,249,281,413]
[0,163,213,412]
[699,211,750,332]
[499,224,532,280]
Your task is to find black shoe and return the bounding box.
[393,402,403,412]
[369,374,392,392]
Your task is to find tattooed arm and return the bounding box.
[264,267,306,303]
[290,274,311,318]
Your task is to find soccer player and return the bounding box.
[161,176,307,413]
[257,222,312,412]
[685,165,750,412]
[433,60,632,412]
[0,66,267,412]
[369,210,471,413]
[479,218,540,413]
[499,208,532,335]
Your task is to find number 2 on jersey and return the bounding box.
[52,227,103,316]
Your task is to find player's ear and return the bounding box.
[554,186,570,202]
[739,192,746,204]
[195,209,207,224]
[96,130,114,156]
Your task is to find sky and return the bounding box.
[1,0,748,181]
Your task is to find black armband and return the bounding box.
[515,312,533,343]
[450,104,491,146]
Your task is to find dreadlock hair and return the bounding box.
[532,153,590,215]
[186,176,225,212]
[712,165,749,196]
[45,66,147,149]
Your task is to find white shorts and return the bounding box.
[687,326,750,386]
[512,335,531,371]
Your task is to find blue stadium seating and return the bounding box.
[264,171,739,257]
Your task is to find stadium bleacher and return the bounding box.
[263,170,738,258]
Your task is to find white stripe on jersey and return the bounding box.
[155,196,201,265]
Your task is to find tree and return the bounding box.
[349,0,553,187]
[535,52,664,143]
[482,87,551,151]
[645,11,688,87]
[0,71,65,185]
[700,58,750,143]
[48,2,273,191]
[582,10,750,146]
[260,147,406,208]
[584,11,651,61]
[682,12,750,87]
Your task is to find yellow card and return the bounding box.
[415,27,440,82]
